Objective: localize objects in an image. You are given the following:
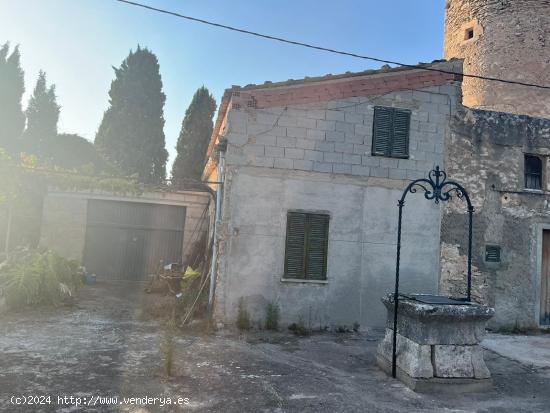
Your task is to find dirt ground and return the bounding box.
[1,282,550,412]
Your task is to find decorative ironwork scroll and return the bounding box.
[391,165,474,378]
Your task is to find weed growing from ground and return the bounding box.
[265,301,280,331]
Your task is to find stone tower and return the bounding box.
[444,0,550,119]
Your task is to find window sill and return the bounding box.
[523,188,544,194]
[280,277,328,285]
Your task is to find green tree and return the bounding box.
[44,133,112,173]
[95,46,168,184]
[23,70,60,155]
[171,87,216,187]
[0,43,25,154]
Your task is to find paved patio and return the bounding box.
[1,282,550,412]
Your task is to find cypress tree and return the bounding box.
[0,43,25,154]
[171,87,216,187]
[95,46,168,184]
[23,70,60,156]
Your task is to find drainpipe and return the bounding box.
[208,141,226,314]
[4,201,12,259]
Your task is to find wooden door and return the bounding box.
[541,231,550,326]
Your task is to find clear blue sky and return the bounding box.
[1,0,446,171]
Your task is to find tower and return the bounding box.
[444,0,550,118]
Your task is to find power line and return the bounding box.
[114,0,550,91]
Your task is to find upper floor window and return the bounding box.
[371,106,411,159]
[525,154,543,190]
[284,212,329,281]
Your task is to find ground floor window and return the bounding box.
[284,212,329,281]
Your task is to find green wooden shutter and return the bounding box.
[372,106,411,158]
[284,212,307,278]
[372,106,393,156]
[390,109,411,158]
[305,214,329,280]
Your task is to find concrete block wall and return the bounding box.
[212,78,463,328]
[223,83,460,181]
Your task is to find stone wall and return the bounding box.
[442,108,550,327]
[444,0,550,118]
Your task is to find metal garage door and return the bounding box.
[83,200,186,280]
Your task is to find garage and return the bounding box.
[83,199,186,280]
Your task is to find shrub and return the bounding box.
[265,301,280,331]
[288,317,310,336]
[236,297,250,330]
[0,249,80,310]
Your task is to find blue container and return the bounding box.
[85,273,97,285]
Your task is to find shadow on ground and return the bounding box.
[1,282,550,412]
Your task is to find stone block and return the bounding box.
[345,112,364,124]
[432,345,491,379]
[265,146,284,158]
[293,159,313,171]
[324,152,343,163]
[276,136,296,148]
[304,150,324,162]
[306,129,326,140]
[371,167,389,178]
[389,169,408,180]
[255,135,276,146]
[274,158,293,169]
[333,163,352,174]
[243,144,265,157]
[296,117,317,129]
[316,119,336,131]
[305,109,326,120]
[325,110,346,121]
[377,330,433,379]
[295,138,316,150]
[351,165,370,176]
[286,127,307,138]
[362,155,380,167]
[353,144,370,155]
[334,142,354,153]
[343,153,361,165]
[326,130,345,142]
[335,121,355,134]
[313,162,333,173]
[315,141,334,152]
[345,133,365,144]
[284,148,305,160]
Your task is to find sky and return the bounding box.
[1,0,446,172]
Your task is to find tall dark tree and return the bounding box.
[0,43,25,154]
[23,70,60,155]
[171,87,216,187]
[95,46,168,184]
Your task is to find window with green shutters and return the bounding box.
[284,212,329,281]
[371,106,411,158]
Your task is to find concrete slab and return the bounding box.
[482,333,550,369]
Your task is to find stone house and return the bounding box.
[442,110,550,328]
[204,60,464,329]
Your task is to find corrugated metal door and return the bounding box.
[83,200,186,280]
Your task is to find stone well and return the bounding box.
[377,293,495,393]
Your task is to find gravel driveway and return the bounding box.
[1,282,550,412]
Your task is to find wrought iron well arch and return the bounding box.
[391,165,474,378]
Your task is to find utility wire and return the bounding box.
[115,0,550,91]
